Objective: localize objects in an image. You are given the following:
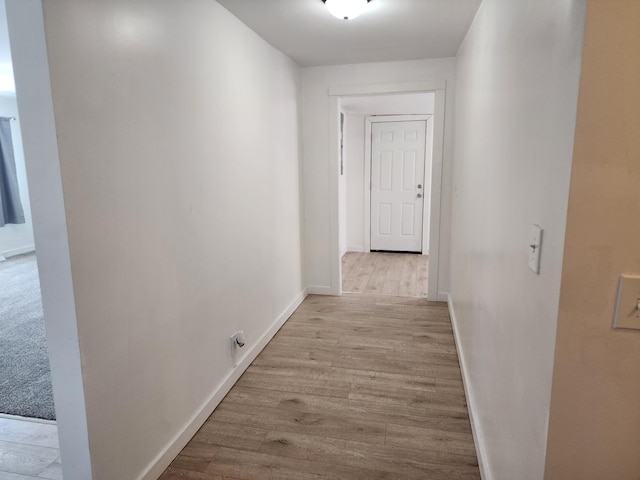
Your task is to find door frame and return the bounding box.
[328,82,447,300]
[364,114,433,255]
[5,1,93,479]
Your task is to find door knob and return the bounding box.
[417,193,423,199]
[417,184,423,189]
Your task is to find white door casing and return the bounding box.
[370,121,426,252]
[328,84,446,300]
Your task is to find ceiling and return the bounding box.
[0,1,482,94]
[216,0,482,67]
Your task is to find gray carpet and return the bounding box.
[0,253,55,420]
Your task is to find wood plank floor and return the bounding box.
[0,416,62,480]
[160,294,479,480]
[342,252,428,297]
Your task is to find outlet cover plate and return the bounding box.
[613,275,640,331]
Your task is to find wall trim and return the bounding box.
[329,85,448,299]
[6,1,93,478]
[448,294,492,480]
[0,413,56,425]
[347,246,365,253]
[329,96,343,295]
[306,285,334,295]
[1,244,35,258]
[137,288,309,480]
[436,292,448,302]
[329,81,446,97]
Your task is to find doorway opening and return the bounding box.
[330,86,446,299]
[0,2,61,477]
[2,1,93,478]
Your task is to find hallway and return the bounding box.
[160,294,479,479]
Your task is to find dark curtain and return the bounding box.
[0,117,25,227]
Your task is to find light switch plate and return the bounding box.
[528,225,543,274]
[613,275,640,331]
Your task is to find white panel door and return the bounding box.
[370,121,426,252]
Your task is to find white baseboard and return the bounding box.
[306,285,334,295]
[436,292,448,302]
[347,246,365,253]
[1,244,35,258]
[448,294,492,480]
[137,289,308,480]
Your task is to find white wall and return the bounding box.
[0,0,16,95]
[338,111,347,257]
[0,94,34,257]
[341,92,435,115]
[302,59,456,296]
[345,114,365,252]
[30,1,303,479]
[449,1,586,479]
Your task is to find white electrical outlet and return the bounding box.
[230,330,246,367]
[231,331,245,348]
[528,225,543,274]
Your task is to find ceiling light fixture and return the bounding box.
[322,0,372,20]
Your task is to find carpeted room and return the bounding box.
[0,67,57,426]
[0,83,62,480]
[0,93,55,424]
[0,252,55,421]
[0,98,54,422]
[0,8,62,475]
